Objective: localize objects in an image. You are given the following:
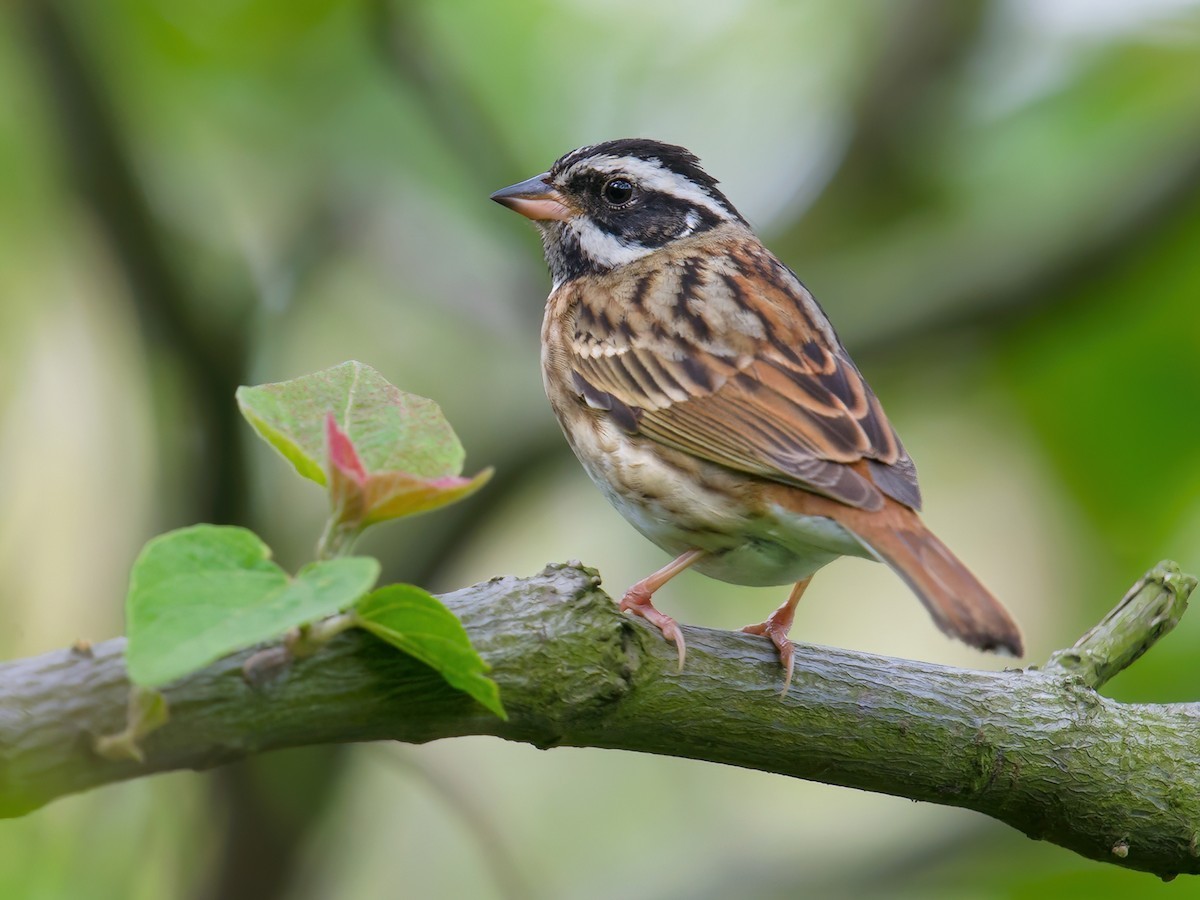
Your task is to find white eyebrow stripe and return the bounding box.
[567,154,733,221]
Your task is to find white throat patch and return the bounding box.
[567,218,654,270]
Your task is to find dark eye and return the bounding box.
[602,178,634,206]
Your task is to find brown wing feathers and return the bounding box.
[565,235,922,511]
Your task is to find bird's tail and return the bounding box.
[849,510,1024,656]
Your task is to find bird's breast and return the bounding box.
[540,282,868,586]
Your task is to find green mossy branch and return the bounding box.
[0,561,1197,879]
[1046,564,1191,688]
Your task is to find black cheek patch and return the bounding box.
[591,192,723,249]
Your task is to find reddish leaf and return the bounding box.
[326,413,367,483]
[361,468,494,525]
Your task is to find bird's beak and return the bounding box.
[490,174,573,222]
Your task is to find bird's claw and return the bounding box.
[621,590,687,670]
[741,620,795,696]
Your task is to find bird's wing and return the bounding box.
[562,242,921,511]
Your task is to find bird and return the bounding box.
[491,138,1023,692]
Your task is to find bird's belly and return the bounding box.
[689,506,866,585]
[562,414,867,587]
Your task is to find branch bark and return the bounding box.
[1,561,1197,879]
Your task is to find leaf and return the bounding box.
[326,409,368,482]
[324,413,492,529]
[236,360,473,486]
[354,585,506,719]
[125,525,379,688]
[359,469,494,525]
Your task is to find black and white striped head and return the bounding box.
[491,139,746,287]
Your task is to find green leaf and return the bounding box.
[354,585,506,719]
[236,360,471,486]
[125,525,380,688]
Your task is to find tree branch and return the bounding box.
[1,561,1197,878]
[1046,567,1191,690]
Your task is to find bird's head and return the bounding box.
[491,138,745,286]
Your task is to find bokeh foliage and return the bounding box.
[2,0,1199,898]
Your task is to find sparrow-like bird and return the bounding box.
[492,138,1022,691]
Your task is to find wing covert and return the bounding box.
[560,239,922,511]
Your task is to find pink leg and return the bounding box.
[620,549,704,670]
[741,577,812,696]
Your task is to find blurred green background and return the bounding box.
[2,0,1200,897]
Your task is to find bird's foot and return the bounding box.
[620,588,686,670]
[741,617,796,696]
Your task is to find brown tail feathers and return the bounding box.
[849,507,1024,656]
[770,484,1024,655]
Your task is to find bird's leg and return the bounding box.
[620,549,705,670]
[741,576,812,695]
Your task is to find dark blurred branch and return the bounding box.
[773,0,990,255]
[366,0,522,188]
[852,152,1200,364]
[2,561,1198,879]
[23,0,249,525]
[21,5,315,898]
[764,0,1200,361]
[22,1,241,377]
[383,429,565,588]
[371,748,533,900]
[245,195,356,322]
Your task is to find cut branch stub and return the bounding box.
[1046,560,1194,689]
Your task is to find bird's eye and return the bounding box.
[602,178,635,206]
